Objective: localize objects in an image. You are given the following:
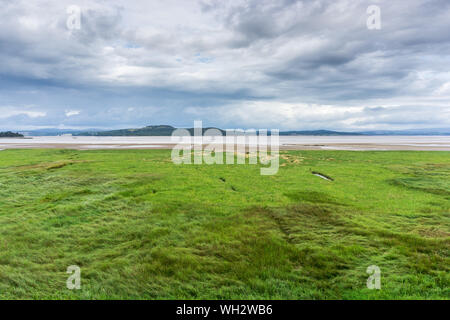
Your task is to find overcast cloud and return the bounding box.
[0,0,449,130]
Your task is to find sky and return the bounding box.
[0,0,450,131]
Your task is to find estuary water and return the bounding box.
[0,135,449,150]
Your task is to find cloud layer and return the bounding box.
[0,0,449,130]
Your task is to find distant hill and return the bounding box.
[0,131,24,138]
[14,126,450,136]
[76,125,177,136]
[360,128,450,135]
[75,125,227,136]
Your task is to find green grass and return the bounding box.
[0,149,448,299]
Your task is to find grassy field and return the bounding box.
[0,149,448,299]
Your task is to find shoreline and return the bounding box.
[0,142,449,151]
[0,135,449,151]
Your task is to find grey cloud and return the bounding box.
[0,0,449,130]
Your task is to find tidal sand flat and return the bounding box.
[1,136,450,151]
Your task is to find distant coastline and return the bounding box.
[74,126,363,137]
[0,131,24,138]
[14,125,450,137]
